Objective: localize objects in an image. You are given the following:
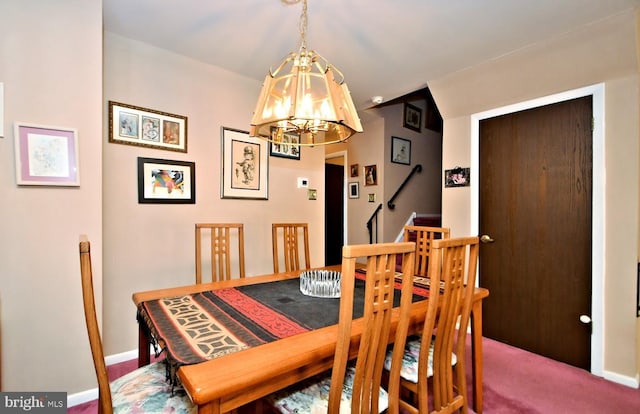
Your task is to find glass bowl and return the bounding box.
[299,270,341,298]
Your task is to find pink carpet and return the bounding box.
[70,337,640,413]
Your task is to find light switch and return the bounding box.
[297,177,309,188]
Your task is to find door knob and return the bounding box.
[480,234,495,243]
[579,314,592,324]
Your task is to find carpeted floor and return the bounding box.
[70,336,640,413]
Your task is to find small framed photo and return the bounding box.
[221,127,269,199]
[348,182,359,199]
[364,164,377,186]
[14,123,79,186]
[269,127,300,160]
[403,103,422,133]
[108,101,187,153]
[350,163,359,177]
[137,157,195,204]
[444,167,470,188]
[391,136,411,165]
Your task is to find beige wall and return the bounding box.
[102,33,326,356]
[2,0,639,400]
[0,0,103,393]
[344,116,385,245]
[430,9,640,384]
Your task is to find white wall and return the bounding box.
[0,0,103,392]
[430,9,640,383]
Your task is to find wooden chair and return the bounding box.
[403,225,450,278]
[79,236,194,414]
[271,223,310,273]
[195,223,245,284]
[264,242,417,413]
[386,236,479,414]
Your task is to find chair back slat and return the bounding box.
[195,223,245,283]
[272,223,310,273]
[403,225,450,277]
[329,242,416,413]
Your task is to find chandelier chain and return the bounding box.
[299,0,308,49]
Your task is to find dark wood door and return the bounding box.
[325,163,344,266]
[479,96,593,370]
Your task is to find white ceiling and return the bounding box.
[103,0,640,110]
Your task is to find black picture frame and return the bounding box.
[221,127,269,199]
[391,136,411,165]
[269,127,301,160]
[403,103,422,132]
[137,157,195,204]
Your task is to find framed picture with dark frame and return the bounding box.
[108,101,188,153]
[391,136,411,165]
[444,166,471,188]
[350,163,359,177]
[14,122,80,186]
[348,182,359,199]
[403,102,422,133]
[364,164,377,186]
[137,157,195,204]
[269,127,301,160]
[221,126,269,199]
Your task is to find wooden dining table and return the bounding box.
[133,265,489,414]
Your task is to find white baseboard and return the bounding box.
[603,369,640,389]
[68,348,141,407]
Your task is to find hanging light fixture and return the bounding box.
[250,0,363,146]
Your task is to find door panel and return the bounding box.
[479,96,592,369]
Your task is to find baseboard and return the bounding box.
[67,348,140,407]
[603,369,640,389]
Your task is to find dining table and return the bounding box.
[133,265,489,414]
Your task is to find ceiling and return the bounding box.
[103,0,640,110]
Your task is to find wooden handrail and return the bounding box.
[387,164,422,210]
[366,203,383,244]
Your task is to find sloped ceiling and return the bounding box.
[103,0,640,110]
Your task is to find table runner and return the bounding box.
[137,274,428,370]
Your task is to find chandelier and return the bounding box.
[250,0,363,146]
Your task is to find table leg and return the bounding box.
[138,323,150,367]
[197,401,220,414]
[470,299,483,414]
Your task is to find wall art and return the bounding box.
[109,101,187,153]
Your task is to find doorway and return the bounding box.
[325,152,347,266]
[471,84,605,375]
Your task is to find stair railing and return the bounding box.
[366,203,383,244]
[387,164,422,210]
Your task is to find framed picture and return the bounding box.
[348,182,359,199]
[444,167,471,188]
[269,127,300,160]
[350,163,359,177]
[14,123,79,186]
[403,103,422,133]
[108,101,187,153]
[364,164,377,186]
[391,136,411,165]
[221,126,269,199]
[137,157,195,204]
